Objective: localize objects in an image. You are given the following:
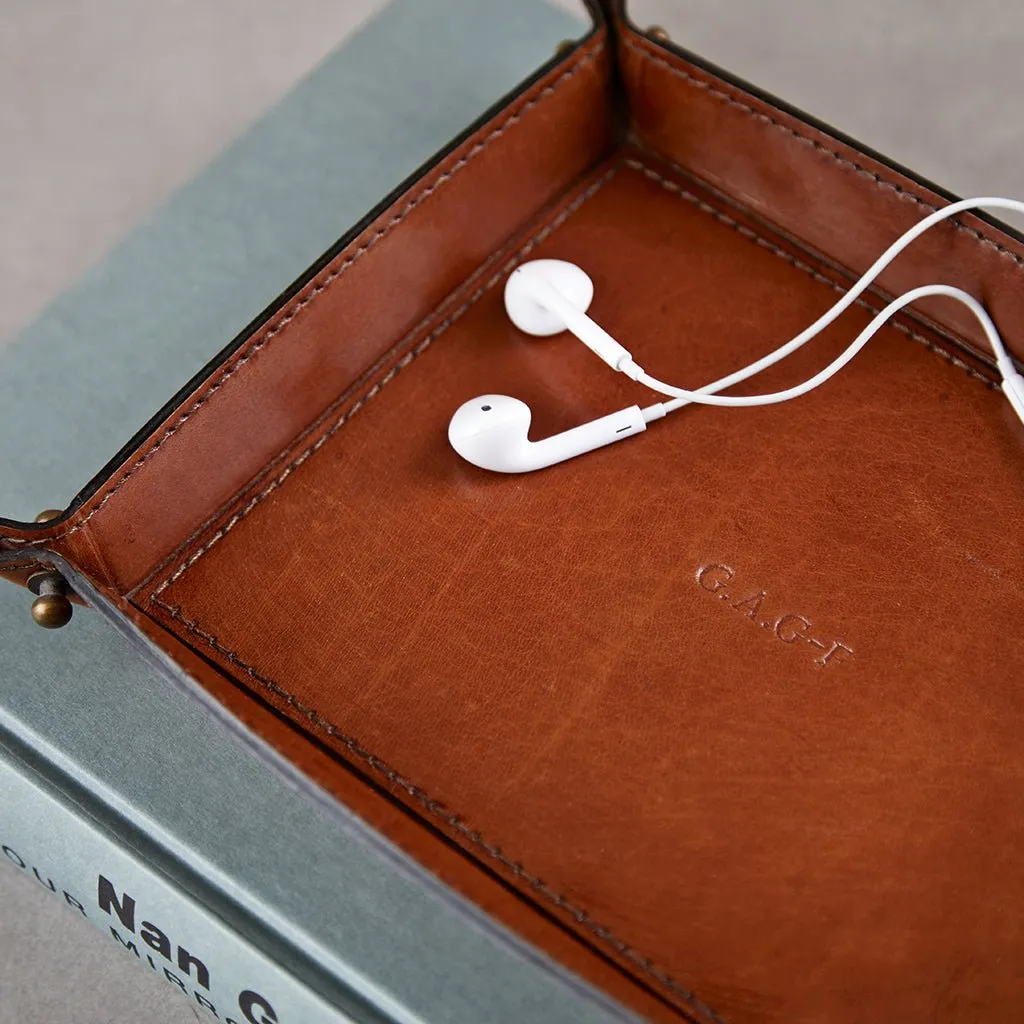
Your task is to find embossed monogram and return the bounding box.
[696,564,853,668]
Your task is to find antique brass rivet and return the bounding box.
[27,572,73,629]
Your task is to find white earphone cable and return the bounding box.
[450,200,1024,475]
[625,197,1024,416]
[639,285,1005,410]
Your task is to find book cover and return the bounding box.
[0,3,633,1023]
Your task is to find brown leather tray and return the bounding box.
[4,7,1024,1022]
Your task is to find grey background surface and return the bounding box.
[0,0,586,524]
[2,2,1024,1022]
[0,3,589,1022]
[629,0,1024,218]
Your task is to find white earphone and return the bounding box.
[448,259,657,473]
[448,199,1024,473]
[448,395,650,474]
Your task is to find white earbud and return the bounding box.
[504,259,594,336]
[447,394,652,474]
[504,260,642,378]
[450,196,1024,474]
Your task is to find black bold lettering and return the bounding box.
[97,876,136,931]
[140,920,171,960]
[239,990,279,1024]
[178,947,210,990]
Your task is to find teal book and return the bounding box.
[0,2,636,1022]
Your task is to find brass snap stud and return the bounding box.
[27,571,73,630]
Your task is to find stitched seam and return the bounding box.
[0,561,49,573]
[134,223,536,597]
[150,163,728,1024]
[151,159,1001,1016]
[2,41,605,550]
[153,168,618,596]
[150,594,725,1024]
[624,159,1000,391]
[154,158,996,600]
[623,37,1024,269]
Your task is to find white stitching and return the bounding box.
[149,594,727,1024]
[1,41,605,549]
[155,154,1000,603]
[158,156,987,1023]
[624,159,1000,392]
[623,37,1024,269]
[149,162,732,1023]
[0,561,49,573]
[153,168,620,595]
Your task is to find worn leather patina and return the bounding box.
[4,7,1023,1021]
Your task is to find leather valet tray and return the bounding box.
[3,4,1023,1021]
